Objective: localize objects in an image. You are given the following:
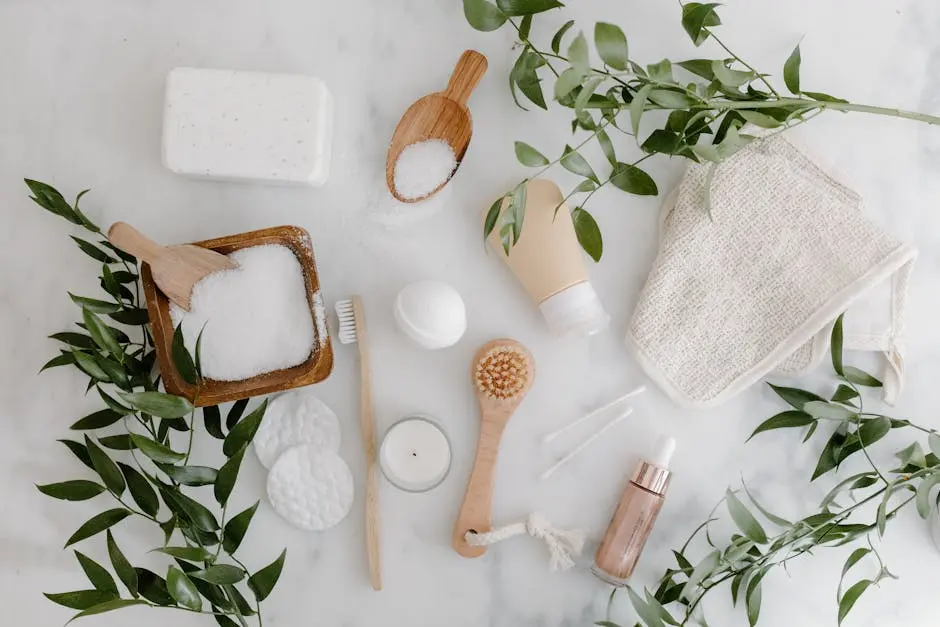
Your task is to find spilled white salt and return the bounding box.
[170,244,315,381]
[393,139,457,200]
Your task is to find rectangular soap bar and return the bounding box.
[162,67,333,186]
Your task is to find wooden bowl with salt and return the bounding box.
[141,225,333,406]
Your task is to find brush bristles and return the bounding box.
[474,346,529,400]
[334,299,358,345]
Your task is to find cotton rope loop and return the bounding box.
[465,512,585,572]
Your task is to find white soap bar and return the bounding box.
[162,67,333,186]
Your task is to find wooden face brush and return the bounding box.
[453,339,535,557]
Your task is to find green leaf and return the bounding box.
[44,590,117,611]
[821,472,878,509]
[200,405,223,440]
[106,531,138,598]
[189,565,246,585]
[518,13,532,39]
[838,579,873,624]
[74,551,118,594]
[65,509,131,547]
[41,352,76,371]
[594,22,628,71]
[748,410,814,441]
[746,571,763,626]
[551,20,575,53]
[571,207,603,262]
[166,566,202,611]
[896,442,927,469]
[108,308,149,325]
[70,409,123,431]
[216,445,246,507]
[573,179,597,193]
[626,587,665,627]
[711,61,753,88]
[26,179,80,223]
[784,43,802,94]
[916,473,940,518]
[812,429,846,480]
[560,145,598,182]
[97,388,133,415]
[512,50,548,110]
[738,110,782,129]
[630,84,653,135]
[160,485,220,531]
[85,436,125,495]
[677,59,716,80]
[641,129,683,155]
[73,352,110,382]
[682,2,721,46]
[767,383,824,409]
[484,198,505,242]
[842,548,871,578]
[514,141,550,166]
[567,31,588,73]
[247,549,287,602]
[510,182,528,244]
[726,490,768,543]
[646,59,673,82]
[831,384,859,404]
[596,129,616,166]
[159,463,218,486]
[135,568,175,606]
[858,416,891,447]
[60,439,94,470]
[495,0,563,16]
[830,313,845,375]
[876,498,888,536]
[66,599,147,623]
[554,67,584,100]
[37,480,106,501]
[929,433,940,459]
[153,545,213,561]
[69,293,121,314]
[82,309,123,363]
[742,481,791,526]
[223,399,268,457]
[843,366,882,387]
[649,89,695,109]
[803,90,849,103]
[681,550,720,600]
[50,332,97,350]
[171,324,198,385]
[118,462,160,517]
[226,398,249,430]
[118,391,193,419]
[574,77,602,114]
[803,401,856,421]
[224,501,260,554]
[462,0,507,31]
[100,434,134,450]
[610,163,658,195]
[130,434,185,464]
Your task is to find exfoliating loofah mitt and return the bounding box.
[627,134,916,408]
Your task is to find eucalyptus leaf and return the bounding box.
[65,509,131,548]
[560,145,598,182]
[44,590,117,611]
[831,313,845,375]
[41,352,76,372]
[554,67,584,100]
[66,599,147,623]
[130,434,185,464]
[567,31,589,74]
[224,501,260,554]
[70,409,123,430]
[748,410,814,441]
[594,22,628,70]
[85,436,125,495]
[216,445,246,506]
[803,401,856,421]
[247,549,287,602]
[59,439,95,470]
[50,332,97,350]
[189,565,246,585]
[83,309,123,363]
[838,579,872,624]
[571,207,603,262]
[484,198,505,242]
[135,568,175,606]
[462,0,507,31]
[831,384,859,404]
[171,324,197,385]
[108,308,149,325]
[159,484,220,532]
[100,434,134,450]
[738,110,782,129]
[712,61,753,88]
[915,473,940,518]
[223,399,267,457]
[153,546,213,561]
[159,464,218,486]
[226,398,249,430]
[119,391,193,419]
[745,570,763,626]
[118,462,160,517]
[495,0,562,16]
[74,551,118,594]
[681,550,720,600]
[646,59,673,82]
[596,129,616,165]
[841,548,871,579]
[551,20,575,53]
[784,43,802,94]
[166,566,202,611]
[726,490,768,543]
[106,531,138,598]
[767,383,824,410]
[626,586,665,627]
[843,366,882,388]
[610,163,658,195]
[514,141,550,166]
[682,3,721,46]
[37,480,106,502]
[69,293,121,314]
[630,84,653,135]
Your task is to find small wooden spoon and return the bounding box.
[108,222,237,311]
[453,339,535,558]
[386,49,488,203]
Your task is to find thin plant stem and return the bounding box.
[508,19,560,77]
[707,30,780,97]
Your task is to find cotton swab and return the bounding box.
[540,408,633,481]
[542,385,646,444]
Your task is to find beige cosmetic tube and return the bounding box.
[486,179,609,338]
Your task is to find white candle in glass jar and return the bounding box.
[379,416,451,492]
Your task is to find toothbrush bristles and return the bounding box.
[334,299,358,345]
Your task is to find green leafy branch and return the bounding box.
[599,314,940,626]
[28,180,284,627]
[465,0,940,261]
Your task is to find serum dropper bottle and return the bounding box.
[593,436,677,585]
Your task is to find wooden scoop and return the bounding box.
[453,339,535,558]
[386,49,488,203]
[107,222,237,311]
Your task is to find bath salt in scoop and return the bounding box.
[386,50,487,202]
[108,222,237,311]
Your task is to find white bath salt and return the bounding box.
[170,244,315,381]
[393,139,457,200]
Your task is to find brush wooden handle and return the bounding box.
[353,297,382,591]
[443,50,488,106]
[107,222,164,264]
[452,413,508,557]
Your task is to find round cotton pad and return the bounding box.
[266,445,354,531]
[253,389,341,469]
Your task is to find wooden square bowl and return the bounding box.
[141,225,333,406]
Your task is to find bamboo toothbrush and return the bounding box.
[335,296,381,591]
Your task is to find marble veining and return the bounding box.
[2,1,940,626]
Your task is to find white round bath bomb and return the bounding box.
[253,389,341,469]
[266,445,354,531]
[393,280,467,350]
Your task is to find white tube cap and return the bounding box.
[539,282,610,339]
[652,436,677,469]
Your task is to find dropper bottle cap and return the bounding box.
[631,436,676,495]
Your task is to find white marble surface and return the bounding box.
[3,1,940,625]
